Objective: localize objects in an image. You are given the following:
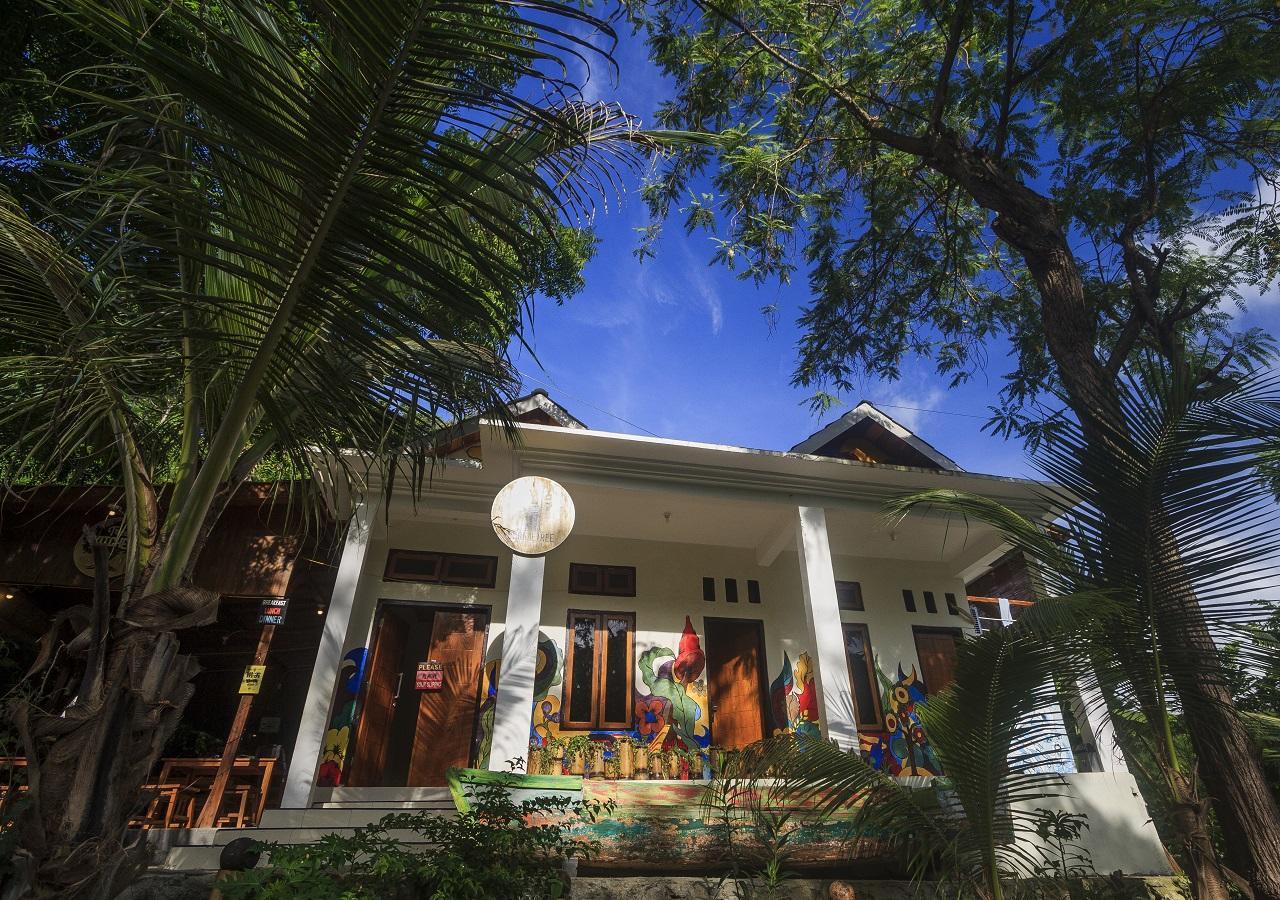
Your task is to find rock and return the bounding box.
[828,881,857,900]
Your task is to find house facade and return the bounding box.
[259,394,1167,877]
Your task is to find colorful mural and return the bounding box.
[767,651,820,738]
[863,665,943,776]
[476,618,712,762]
[317,647,368,786]
[477,631,564,763]
[633,616,709,750]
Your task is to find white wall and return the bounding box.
[1011,772,1172,876]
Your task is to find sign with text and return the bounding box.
[259,598,289,626]
[490,476,574,555]
[239,664,266,695]
[415,661,444,692]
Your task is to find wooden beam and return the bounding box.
[195,622,276,828]
[755,517,794,567]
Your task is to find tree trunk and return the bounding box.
[916,134,1277,895]
[1019,223,1280,900]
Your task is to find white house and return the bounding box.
[161,393,1172,876]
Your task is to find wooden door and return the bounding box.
[913,627,962,695]
[705,618,767,749]
[407,610,488,785]
[347,608,409,787]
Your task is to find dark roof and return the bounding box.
[789,401,961,471]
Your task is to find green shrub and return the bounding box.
[220,784,608,899]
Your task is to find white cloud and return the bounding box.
[876,386,948,432]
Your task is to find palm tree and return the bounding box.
[0,0,679,892]
[728,626,1071,899]
[884,361,1280,899]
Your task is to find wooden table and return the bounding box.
[153,757,279,828]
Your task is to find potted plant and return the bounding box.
[649,748,667,780]
[548,737,566,775]
[564,735,591,776]
[632,740,649,780]
[616,738,634,779]
[667,748,683,780]
[588,742,607,779]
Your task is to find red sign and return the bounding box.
[416,661,444,691]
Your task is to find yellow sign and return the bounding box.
[239,664,266,695]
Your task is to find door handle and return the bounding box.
[393,672,404,701]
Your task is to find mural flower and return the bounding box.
[317,725,350,787]
[769,651,820,738]
[672,616,706,685]
[769,653,794,734]
[871,666,942,776]
[637,624,710,750]
[635,695,668,738]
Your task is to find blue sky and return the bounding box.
[513,24,1280,481]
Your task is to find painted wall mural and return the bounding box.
[477,631,564,764]
[317,647,368,787]
[768,651,820,738]
[477,617,711,758]
[862,665,943,776]
[633,616,709,750]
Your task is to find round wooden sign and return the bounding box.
[490,476,575,555]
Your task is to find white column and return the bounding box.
[1075,682,1129,773]
[282,498,378,809]
[795,506,859,750]
[488,553,545,773]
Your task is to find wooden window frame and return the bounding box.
[384,549,497,588]
[568,563,637,598]
[561,610,635,730]
[842,623,884,729]
[836,580,864,611]
[912,625,965,695]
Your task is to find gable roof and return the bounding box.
[788,401,961,471]
[506,389,587,430]
[428,389,585,458]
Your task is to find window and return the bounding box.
[843,624,883,728]
[384,550,497,588]
[747,579,762,604]
[923,591,938,614]
[944,592,960,615]
[836,581,864,611]
[703,577,716,602]
[902,589,917,612]
[913,627,962,694]
[562,611,635,729]
[569,563,636,597]
[725,578,739,603]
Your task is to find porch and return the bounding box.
[145,767,1171,879]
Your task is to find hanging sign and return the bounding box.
[490,476,575,555]
[239,664,266,695]
[72,515,128,579]
[259,598,289,625]
[415,661,444,692]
